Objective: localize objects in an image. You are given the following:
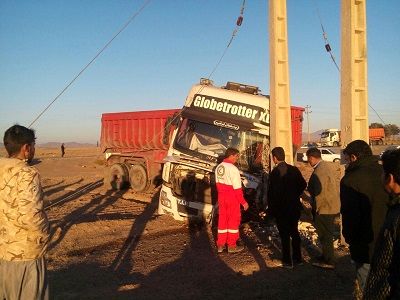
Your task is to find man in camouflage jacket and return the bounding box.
[0,125,50,300]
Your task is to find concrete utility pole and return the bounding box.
[305,105,312,143]
[340,0,369,147]
[269,0,293,164]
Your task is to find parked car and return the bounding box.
[379,145,400,159]
[302,147,341,163]
[300,142,319,149]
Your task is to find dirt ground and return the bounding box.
[2,146,379,299]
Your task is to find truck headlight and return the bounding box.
[162,162,171,183]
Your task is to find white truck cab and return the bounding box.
[158,79,270,221]
[320,129,340,147]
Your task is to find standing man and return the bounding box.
[340,140,388,297]
[306,147,340,269]
[0,125,50,300]
[364,148,400,299]
[61,143,65,157]
[215,148,249,253]
[267,147,307,268]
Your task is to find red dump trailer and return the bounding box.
[369,128,385,145]
[101,109,179,192]
[291,106,305,148]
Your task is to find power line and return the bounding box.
[133,0,248,150]
[28,0,152,128]
[369,105,386,125]
[207,0,246,80]
[311,0,387,126]
[312,0,340,72]
[160,0,247,138]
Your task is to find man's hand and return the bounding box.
[242,202,249,211]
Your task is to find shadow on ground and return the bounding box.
[48,191,354,300]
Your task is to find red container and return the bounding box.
[101,109,180,153]
[369,128,385,139]
[291,106,305,148]
[101,106,304,152]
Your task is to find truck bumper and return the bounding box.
[158,184,214,222]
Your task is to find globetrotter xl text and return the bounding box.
[192,94,270,124]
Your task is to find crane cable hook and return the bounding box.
[237,0,245,26]
[230,0,246,42]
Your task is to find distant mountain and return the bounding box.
[38,142,96,148]
[0,142,95,148]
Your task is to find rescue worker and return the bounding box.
[215,148,249,253]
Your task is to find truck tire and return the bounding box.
[109,163,129,190]
[333,158,340,163]
[129,164,148,192]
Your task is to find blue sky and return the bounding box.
[1,0,399,144]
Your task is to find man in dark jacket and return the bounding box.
[340,140,388,296]
[364,148,400,299]
[267,147,307,268]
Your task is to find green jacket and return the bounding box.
[308,160,340,215]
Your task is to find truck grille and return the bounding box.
[170,165,215,204]
[177,204,198,216]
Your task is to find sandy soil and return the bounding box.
[2,147,361,299]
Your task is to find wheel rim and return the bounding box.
[129,165,148,192]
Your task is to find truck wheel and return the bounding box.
[333,158,340,163]
[109,163,129,190]
[129,164,148,192]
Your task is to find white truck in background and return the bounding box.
[320,129,341,147]
[320,128,386,147]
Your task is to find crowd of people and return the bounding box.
[216,142,400,299]
[1,124,400,299]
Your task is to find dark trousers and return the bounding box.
[314,214,336,264]
[276,216,302,264]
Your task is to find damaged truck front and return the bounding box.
[158,79,270,221]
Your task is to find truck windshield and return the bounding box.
[321,132,329,138]
[174,118,267,172]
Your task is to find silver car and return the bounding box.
[303,148,341,163]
